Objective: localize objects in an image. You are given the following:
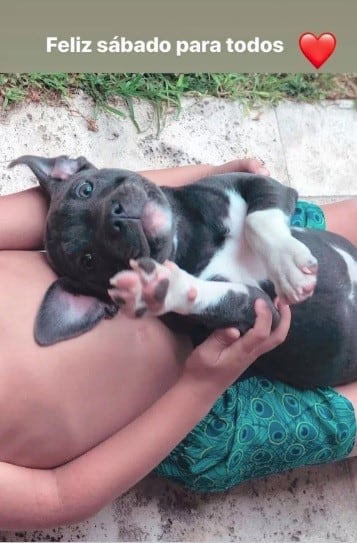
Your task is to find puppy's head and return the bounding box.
[10,155,175,345]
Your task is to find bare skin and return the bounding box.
[0,299,291,529]
[323,198,357,245]
[0,159,268,469]
[0,251,193,468]
[0,158,355,527]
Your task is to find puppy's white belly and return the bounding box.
[199,237,267,285]
[199,190,267,285]
[334,246,357,301]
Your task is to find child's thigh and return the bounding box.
[156,375,356,492]
[321,199,357,245]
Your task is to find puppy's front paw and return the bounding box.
[109,257,197,318]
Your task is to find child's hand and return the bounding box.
[213,158,270,177]
[183,299,291,393]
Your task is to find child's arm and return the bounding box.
[0,187,48,250]
[0,166,207,251]
[141,163,219,187]
[141,158,267,187]
[0,301,290,529]
[0,166,209,251]
[0,159,266,251]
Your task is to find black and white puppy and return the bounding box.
[10,155,357,388]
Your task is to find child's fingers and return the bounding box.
[264,301,291,347]
[214,328,241,344]
[187,299,291,380]
[252,300,291,357]
[193,327,241,367]
[223,299,291,360]
[236,299,273,353]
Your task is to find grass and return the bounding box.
[0,73,356,126]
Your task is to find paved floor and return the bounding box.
[0,96,356,542]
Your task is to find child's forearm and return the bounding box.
[0,164,217,251]
[140,159,263,187]
[140,163,216,187]
[0,374,224,529]
[55,373,221,523]
[0,165,214,251]
[0,187,48,250]
[0,159,264,251]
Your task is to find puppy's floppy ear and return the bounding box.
[35,278,117,346]
[9,155,96,198]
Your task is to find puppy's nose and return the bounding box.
[110,204,124,232]
[111,202,124,217]
[111,202,128,231]
[109,201,140,232]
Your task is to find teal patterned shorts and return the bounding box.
[291,201,326,230]
[155,201,356,492]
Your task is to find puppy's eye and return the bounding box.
[80,253,95,271]
[76,181,93,198]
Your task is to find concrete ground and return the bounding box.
[0,95,356,542]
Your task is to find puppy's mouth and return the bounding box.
[109,200,172,245]
[109,217,151,259]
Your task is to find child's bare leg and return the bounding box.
[325,201,357,455]
[308,199,357,454]
[321,198,357,245]
[335,381,357,456]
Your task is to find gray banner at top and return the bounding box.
[0,0,356,72]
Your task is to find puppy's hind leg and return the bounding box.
[245,209,318,304]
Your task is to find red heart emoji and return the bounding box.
[299,32,337,69]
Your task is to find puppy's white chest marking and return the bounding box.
[334,246,357,301]
[199,190,266,285]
